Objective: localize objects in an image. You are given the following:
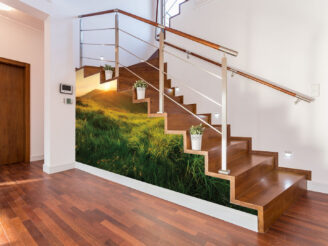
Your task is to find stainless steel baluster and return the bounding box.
[158,29,165,114]
[115,11,119,77]
[79,18,83,68]
[219,55,230,175]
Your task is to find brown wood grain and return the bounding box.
[0,161,327,245]
[78,9,116,18]
[0,57,30,165]
[79,9,238,55]
[80,52,312,233]
[164,41,314,102]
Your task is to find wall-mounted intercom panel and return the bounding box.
[60,84,73,95]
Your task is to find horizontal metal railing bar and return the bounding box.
[119,46,158,69]
[82,43,115,46]
[78,9,238,57]
[82,57,115,63]
[164,41,315,103]
[81,27,115,31]
[119,45,222,107]
[119,62,222,135]
[119,28,159,49]
[118,29,222,80]
[163,46,222,80]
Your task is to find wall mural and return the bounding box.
[75,69,255,214]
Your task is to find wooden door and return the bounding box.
[0,58,30,165]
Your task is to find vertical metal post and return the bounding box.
[115,12,119,77]
[219,55,230,175]
[79,18,83,68]
[158,29,165,114]
[162,0,166,26]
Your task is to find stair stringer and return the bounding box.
[77,64,311,233]
[132,85,210,163]
[127,64,311,233]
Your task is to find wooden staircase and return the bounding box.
[78,54,311,233]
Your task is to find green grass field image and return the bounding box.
[76,88,256,214]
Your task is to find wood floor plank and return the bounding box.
[0,222,9,245]
[0,161,327,246]
[23,220,48,246]
[101,220,145,246]
[34,207,84,246]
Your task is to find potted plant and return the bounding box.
[190,124,205,151]
[104,64,114,80]
[134,80,148,100]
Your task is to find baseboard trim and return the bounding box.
[30,155,44,162]
[75,162,258,232]
[308,181,328,194]
[43,162,75,174]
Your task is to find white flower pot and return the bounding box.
[105,70,113,80]
[136,87,146,100]
[191,134,203,151]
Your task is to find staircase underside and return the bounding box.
[77,55,311,233]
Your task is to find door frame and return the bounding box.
[0,57,30,163]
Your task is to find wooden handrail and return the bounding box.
[79,9,314,103]
[79,9,238,57]
[79,9,116,18]
[164,41,315,103]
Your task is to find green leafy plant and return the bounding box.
[190,124,205,135]
[103,64,114,71]
[134,80,148,88]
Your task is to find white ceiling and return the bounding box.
[0,1,44,30]
[0,0,156,30]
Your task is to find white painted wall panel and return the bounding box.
[166,0,328,192]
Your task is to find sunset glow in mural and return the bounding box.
[75,68,256,215]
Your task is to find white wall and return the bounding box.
[43,16,77,173]
[8,0,156,173]
[1,0,78,173]
[6,0,328,191]
[79,0,157,68]
[0,14,44,161]
[165,0,328,192]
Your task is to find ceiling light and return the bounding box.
[0,3,13,11]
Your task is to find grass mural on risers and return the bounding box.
[76,89,256,215]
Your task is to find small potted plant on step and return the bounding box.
[104,64,114,80]
[190,124,205,151]
[134,80,148,100]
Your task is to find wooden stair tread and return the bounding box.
[82,66,102,78]
[80,52,311,233]
[167,114,208,130]
[237,170,305,207]
[228,154,274,176]
[204,140,245,152]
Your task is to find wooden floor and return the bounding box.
[0,162,327,246]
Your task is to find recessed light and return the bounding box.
[100,56,104,61]
[175,87,180,92]
[214,113,220,119]
[0,3,13,11]
[284,151,293,159]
